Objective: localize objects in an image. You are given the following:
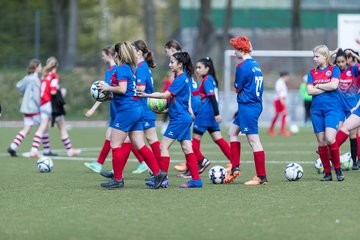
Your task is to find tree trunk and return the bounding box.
[63,0,78,70]
[144,0,156,54]
[51,0,66,65]
[195,0,213,59]
[221,0,232,60]
[291,0,302,50]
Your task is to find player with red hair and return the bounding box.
[225,36,268,185]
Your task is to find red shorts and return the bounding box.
[274,99,286,112]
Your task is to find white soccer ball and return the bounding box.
[90,80,110,102]
[37,156,54,173]
[208,165,228,184]
[289,124,300,134]
[314,158,324,174]
[147,97,167,112]
[340,152,353,171]
[284,162,303,181]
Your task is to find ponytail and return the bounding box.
[132,40,156,68]
[114,41,137,69]
[42,57,58,76]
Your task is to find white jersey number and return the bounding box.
[254,76,263,97]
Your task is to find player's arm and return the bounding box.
[307,84,325,95]
[316,77,339,91]
[138,91,171,99]
[99,81,127,94]
[85,101,102,117]
[346,50,360,62]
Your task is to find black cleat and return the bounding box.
[335,168,345,181]
[100,178,124,189]
[198,158,211,174]
[100,170,114,179]
[321,173,333,181]
[7,147,17,157]
[144,176,154,181]
[43,151,58,157]
[153,171,167,189]
[352,162,359,170]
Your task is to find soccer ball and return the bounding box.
[289,124,300,134]
[208,165,228,184]
[284,162,303,181]
[37,156,54,173]
[340,152,353,171]
[314,158,324,174]
[147,97,167,112]
[90,80,110,102]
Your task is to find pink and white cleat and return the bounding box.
[67,149,82,157]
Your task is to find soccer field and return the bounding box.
[0,126,359,240]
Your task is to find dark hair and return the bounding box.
[102,45,116,57]
[197,57,218,87]
[27,59,41,74]
[132,40,156,68]
[164,40,182,51]
[279,71,289,77]
[172,52,194,78]
[344,48,359,63]
[334,48,347,64]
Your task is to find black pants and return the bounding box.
[304,100,312,123]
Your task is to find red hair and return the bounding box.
[230,36,252,53]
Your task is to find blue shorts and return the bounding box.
[338,109,352,122]
[311,109,340,133]
[193,123,220,134]
[164,118,192,141]
[233,102,262,134]
[142,119,156,130]
[111,106,144,132]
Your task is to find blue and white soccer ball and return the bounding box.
[37,156,54,173]
[340,152,353,171]
[90,80,110,102]
[208,165,228,184]
[284,162,303,181]
[314,158,324,174]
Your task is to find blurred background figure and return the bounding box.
[268,72,291,136]
[298,75,312,127]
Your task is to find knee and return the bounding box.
[181,144,192,154]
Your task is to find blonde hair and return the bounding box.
[114,42,137,69]
[42,56,58,76]
[313,45,332,66]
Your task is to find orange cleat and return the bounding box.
[268,128,276,136]
[224,167,240,184]
[173,162,187,172]
[279,130,291,137]
[244,176,268,186]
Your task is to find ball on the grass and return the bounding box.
[289,124,299,134]
[340,152,353,171]
[208,165,227,184]
[37,156,54,173]
[147,97,167,112]
[90,80,110,102]
[314,158,324,174]
[284,162,303,181]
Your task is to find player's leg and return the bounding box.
[8,119,33,157]
[179,139,202,188]
[55,116,81,157]
[210,129,231,162]
[224,123,241,183]
[349,129,358,170]
[325,126,344,181]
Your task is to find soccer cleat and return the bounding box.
[43,151,58,157]
[280,129,291,137]
[198,158,211,174]
[67,148,81,157]
[100,178,124,189]
[224,166,240,184]
[7,147,17,157]
[22,151,40,158]
[132,161,149,174]
[144,176,154,181]
[100,170,114,179]
[84,162,103,173]
[177,170,192,179]
[153,171,168,189]
[179,179,203,188]
[146,176,169,188]
[268,128,276,136]
[335,168,345,181]
[173,162,187,172]
[352,161,359,170]
[244,176,268,186]
[225,163,232,175]
[320,173,333,181]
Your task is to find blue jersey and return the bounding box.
[338,65,359,111]
[234,58,263,103]
[167,73,192,121]
[111,64,140,111]
[190,78,201,115]
[135,61,156,121]
[195,74,218,126]
[307,65,340,111]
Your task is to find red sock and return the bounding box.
[269,113,279,130]
[185,153,200,180]
[138,145,160,175]
[328,142,341,169]
[112,147,125,180]
[215,138,231,160]
[253,151,266,177]
[318,146,331,174]
[230,141,241,168]
[357,134,360,160]
[336,130,349,147]
[121,142,132,161]
[97,139,111,165]
[160,156,170,172]
[192,138,204,162]
[131,145,144,163]
[281,114,287,131]
[150,141,161,165]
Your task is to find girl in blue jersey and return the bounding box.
[139,52,203,188]
[97,42,166,189]
[225,36,268,186]
[332,49,360,170]
[178,57,231,178]
[307,45,343,181]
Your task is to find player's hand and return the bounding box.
[215,115,222,123]
[98,81,110,92]
[137,92,148,98]
[351,106,358,113]
[85,109,94,117]
[232,111,238,119]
